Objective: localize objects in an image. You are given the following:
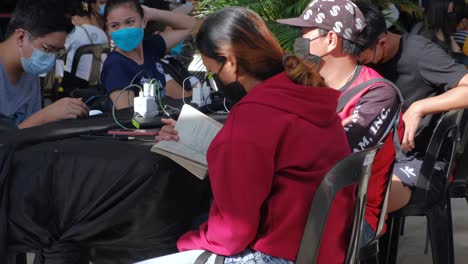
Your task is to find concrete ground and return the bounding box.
[26,198,468,264]
[396,198,468,264]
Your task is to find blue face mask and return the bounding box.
[98,4,106,16]
[20,47,56,75]
[170,41,184,55]
[110,27,144,52]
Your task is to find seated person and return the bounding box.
[144,7,354,264]
[62,1,108,92]
[100,0,195,109]
[89,0,107,30]
[356,2,468,211]
[143,1,196,100]
[278,0,402,247]
[0,0,89,129]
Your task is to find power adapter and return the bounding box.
[134,83,159,117]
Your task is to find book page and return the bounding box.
[153,140,207,165]
[151,105,223,178]
[175,104,223,156]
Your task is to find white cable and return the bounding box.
[155,79,171,116]
[223,98,230,113]
[112,84,143,129]
[164,104,181,111]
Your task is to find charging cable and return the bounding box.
[181,76,192,105]
[112,84,143,129]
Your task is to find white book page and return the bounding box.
[152,140,207,165]
[175,104,223,156]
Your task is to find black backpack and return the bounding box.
[160,57,193,91]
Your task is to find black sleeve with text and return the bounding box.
[343,84,400,153]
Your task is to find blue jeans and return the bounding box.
[360,220,375,248]
[136,248,293,264]
[224,249,293,264]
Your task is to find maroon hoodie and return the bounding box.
[178,72,354,263]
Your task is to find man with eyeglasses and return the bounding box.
[0,0,90,129]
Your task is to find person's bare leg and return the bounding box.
[387,175,412,213]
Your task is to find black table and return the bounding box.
[0,110,225,264]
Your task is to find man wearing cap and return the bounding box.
[278,0,403,247]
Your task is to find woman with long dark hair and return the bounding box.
[141,7,354,264]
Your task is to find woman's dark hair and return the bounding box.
[426,0,458,36]
[5,0,74,38]
[355,2,388,50]
[104,0,144,21]
[69,1,92,17]
[284,55,326,87]
[196,7,285,81]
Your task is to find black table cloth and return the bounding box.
[0,112,215,263]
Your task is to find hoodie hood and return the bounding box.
[236,72,341,127]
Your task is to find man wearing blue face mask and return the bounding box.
[0,0,90,129]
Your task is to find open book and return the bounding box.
[151,104,223,179]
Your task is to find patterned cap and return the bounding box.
[277,0,367,45]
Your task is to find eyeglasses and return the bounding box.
[24,31,67,57]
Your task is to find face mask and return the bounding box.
[170,42,184,56]
[294,37,322,66]
[366,46,384,68]
[19,46,56,75]
[110,27,144,52]
[98,4,106,16]
[212,63,247,104]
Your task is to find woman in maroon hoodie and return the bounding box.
[141,7,354,264]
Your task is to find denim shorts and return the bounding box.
[360,220,375,248]
[224,249,294,264]
[135,249,294,264]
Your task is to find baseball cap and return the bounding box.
[277,0,367,45]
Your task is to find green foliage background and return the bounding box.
[194,0,421,52]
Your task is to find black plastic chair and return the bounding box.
[69,43,110,87]
[359,167,394,264]
[379,109,464,264]
[446,109,468,263]
[68,44,111,102]
[296,144,383,264]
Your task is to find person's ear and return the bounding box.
[15,29,27,48]
[325,31,339,52]
[378,36,388,48]
[224,53,238,76]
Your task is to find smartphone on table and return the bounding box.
[107,129,159,136]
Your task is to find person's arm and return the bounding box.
[342,85,400,153]
[402,73,468,151]
[109,89,135,110]
[142,6,196,51]
[101,55,138,110]
[18,98,89,129]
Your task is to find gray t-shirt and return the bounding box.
[0,63,41,125]
[373,33,467,153]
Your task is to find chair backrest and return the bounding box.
[414,109,464,202]
[449,109,468,197]
[296,144,383,264]
[0,144,15,263]
[70,44,111,87]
